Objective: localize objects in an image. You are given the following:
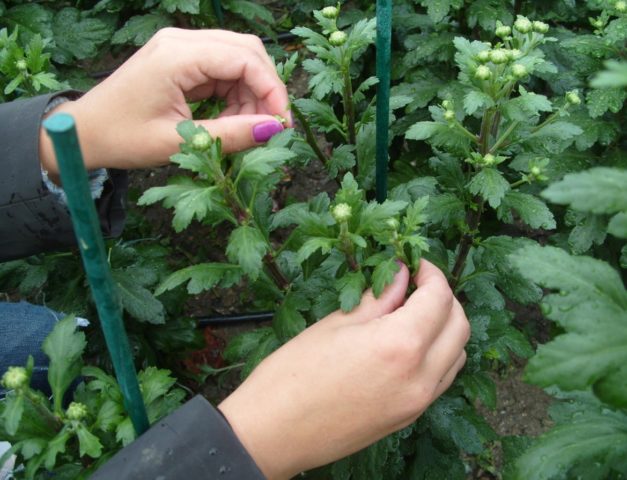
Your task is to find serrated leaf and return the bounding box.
[497,191,556,230]
[513,408,627,480]
[1,392,24,435]
[420,0,463,23]
[542,167,627,215]
[406,121,439,141]
[75,423,103,458]
[328,145,356,178]
[112,271,165,324]
[42,316,86,412]
[427,193,465,228]
[293,98,344,135]
[44,427,71,469]
[52,8,113,63]
[371,257,400,297]
[359,200,407,235]
[459,371,497,409]
[336,271,366,312]
[238,147,295,181]
[608,212,627,238]
[463,90,494,115]
[160,0,200,14]
[111,13,171,46]
[156,263,241,295]
[273,294,307,341]
[567,212,607,254]
[502,87,553,122]
[467,168,510,209]
[226,226,268,280]
[297,237,335,263]
[586,87,626,118]
[223,0,274,24]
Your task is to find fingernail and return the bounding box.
[395,260,405,268]
[253,120,284,143]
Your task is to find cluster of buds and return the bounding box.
[1,366,28,390]
[332,202,352,223]
[524,158,550,183]
[66,402,89,421]
[466,152,508,168]
[320,5,347,46]
[510,16,549,35]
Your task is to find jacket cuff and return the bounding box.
[91,396,266,479]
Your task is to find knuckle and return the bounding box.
[376,326,424,365]
[245,33,265,50]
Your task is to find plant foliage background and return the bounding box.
[0,0,625,478]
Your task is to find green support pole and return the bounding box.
[212,0,225,27]
[43,114,150,436]
[375,0,392,203]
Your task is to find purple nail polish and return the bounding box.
[253,121,284,143]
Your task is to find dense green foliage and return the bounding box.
[1,0,625,478]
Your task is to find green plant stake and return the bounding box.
[43,113,149,436]
[212,0,225,27]
[375,0,392,203]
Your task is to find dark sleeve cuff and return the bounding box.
[91,395,266,479]
[0,92,128,261]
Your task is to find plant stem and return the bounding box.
[451,200,483,288]
[454,120,480,144]
[343,67,357,145]
[510,178,528,189]
[489,120,519,154]
[339,222,359,272]
[291,101,330,168]
[263,253,290,290]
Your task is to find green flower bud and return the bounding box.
[566,90,581,105]
[66,402,88,421]
[532,21,549,34]
[483,153,496,166]
[589,17,604,29]
[442,99,453,110]
[530,165,542,177]
[443,110,456,122]
[191,132,211,151]
[15,59,27,71]
[321,6,339,18]
[489,48,509,64]
[386,218,400,230]
[507,49,523,61]
[332,203,352,222]
[495,25,512,38]
[511,63,528,78]
[476,50,491,63]
[475,65,492,80]
[1,366,28,390]
[616,0,627,12]
[329,30,347,46]
[514,15,533,33]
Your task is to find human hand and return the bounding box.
[218,260,470,479]
[40,28,291,177]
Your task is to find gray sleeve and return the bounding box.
[91,396,267,480]
[0,92,128,261]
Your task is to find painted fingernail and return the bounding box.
[253,120,284,143]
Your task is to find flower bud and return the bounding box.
[475,65,492,80]
[321,6,339,19]
[66,402,88,421]
[616,0,627,12]
[442,99,453,110]
[511,63,528,78]
[443,110,456,122]
[15,59,27,71]
[506,49,523,61]
[566,90,581,105]
[1,366,28,390]
[530,165,542,177]
[483,153,496,166]
[514,16,533,33]
[386,218,400,230]
[495,25,512,38]
[332,203,352,222]
[589,17,604,29]
[329,30,347,46]
[191,132,211,151]
[476,50,491,63]
[489,48,509,64]
[532,21,549,34]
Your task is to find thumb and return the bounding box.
[197,114,284,154]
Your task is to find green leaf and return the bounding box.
[2,391,24,435]
[328,145,356,178]
[358,200,407,235]
[591,61,627,89]
[467,0,513,31]
[301,58,343,99]
[593,365,627,409]
[171,185,225,232]
[3,4,54,39]
[226,226,268,280]
[224,327,281,379]
[586,88,626,118]
[44,427,71,469]
[608,212,627,238]
[115,417,135,446]
[511,245,627,392]
[95,399,123,432]
[514,408,627,480]
[138,366,177,405]
[223,0,274,24]
[297,237,335,263]
[542,167,627,215]
[567,211,607,254]
[497,191,556,230]
[42,316,86,412]
[112,270,165,324]
[371,257,400,297]
[111,13,171,46]
[467,168,510,209]
[405,121,439,141]
[160,0,200,14]
[156,263,241,295]
[238,147,296,181]
[75,423,103,458]
[273,294,307,341]
[502,87,553,122]
[52,8,113,63]
[420,0,463,23]
[459,371,496,410]
[427,193,465,228]
[336,271,366,312]
[463,90,494,115]
[293,98,344,135]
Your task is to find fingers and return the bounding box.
[197,114,285,153]
[433,350,467,398]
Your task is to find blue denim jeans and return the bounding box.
[0,301,63,397]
